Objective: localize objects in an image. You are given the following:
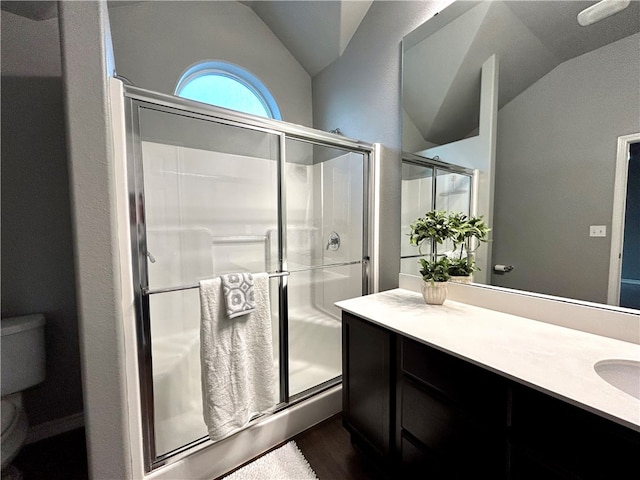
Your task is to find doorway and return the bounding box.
[608,133,640,307]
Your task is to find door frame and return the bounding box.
[607,132,640,305]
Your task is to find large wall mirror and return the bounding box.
[402,0,640,310]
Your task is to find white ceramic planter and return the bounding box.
[421,281,448,305]
[449,275,472,285]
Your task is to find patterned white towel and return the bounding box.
[221,272,256,319]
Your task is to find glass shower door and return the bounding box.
[285,139,365,396]
[135,106,281,457]
[127,91,372,472]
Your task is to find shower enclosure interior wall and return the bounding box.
[125,88,371,470]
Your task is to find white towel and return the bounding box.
[199,273,277,442]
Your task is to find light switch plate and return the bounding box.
[589,225,607,237]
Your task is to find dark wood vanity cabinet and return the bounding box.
[342,311,640,480]
[342,312,508,478]
[342,312,394,460]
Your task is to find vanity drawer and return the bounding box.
[401,378,505,476]
[401,337,507,423]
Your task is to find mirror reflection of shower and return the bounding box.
[400,153,474,277]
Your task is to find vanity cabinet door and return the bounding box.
[510,385,640,480]
[342,312,394,460]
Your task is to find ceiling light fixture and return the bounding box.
[577,0,631,26]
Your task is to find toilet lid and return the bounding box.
[1,400,17,436]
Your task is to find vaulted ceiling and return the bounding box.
[7,0,637,148]
[241,1,372,76]
[1,0,58,20]
[403,0,640,145]
[1,0,373,78]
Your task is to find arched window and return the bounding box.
[175,61,281,120]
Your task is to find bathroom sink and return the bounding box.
[594,359,640,400]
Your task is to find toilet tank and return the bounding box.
[1,314,46,396]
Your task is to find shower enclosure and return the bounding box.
[123,86,372,471]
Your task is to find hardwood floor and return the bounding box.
[10,428,89,480]
[294,414,390,480]
[7,414,382,480]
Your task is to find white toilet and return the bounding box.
[1,314,46,478]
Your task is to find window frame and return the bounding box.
[174,61,282,120]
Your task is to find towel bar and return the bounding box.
[143,259,363,296]
[143,271,290,296]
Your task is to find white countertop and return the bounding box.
[336,288,640,431]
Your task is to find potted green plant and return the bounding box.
[409,210,451,252]
[409,210,452,305]
[447,212,490,283]
[418,256,450,304]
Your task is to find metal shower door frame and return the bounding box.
[123,86,373,472]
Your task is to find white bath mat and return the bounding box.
[222,441,318,480]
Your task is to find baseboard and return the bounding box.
[26,412,85,444]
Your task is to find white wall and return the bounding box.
[58,2,132,478]
[107,0,312,127]
[491,33,640,303]
[1,10,83,434]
